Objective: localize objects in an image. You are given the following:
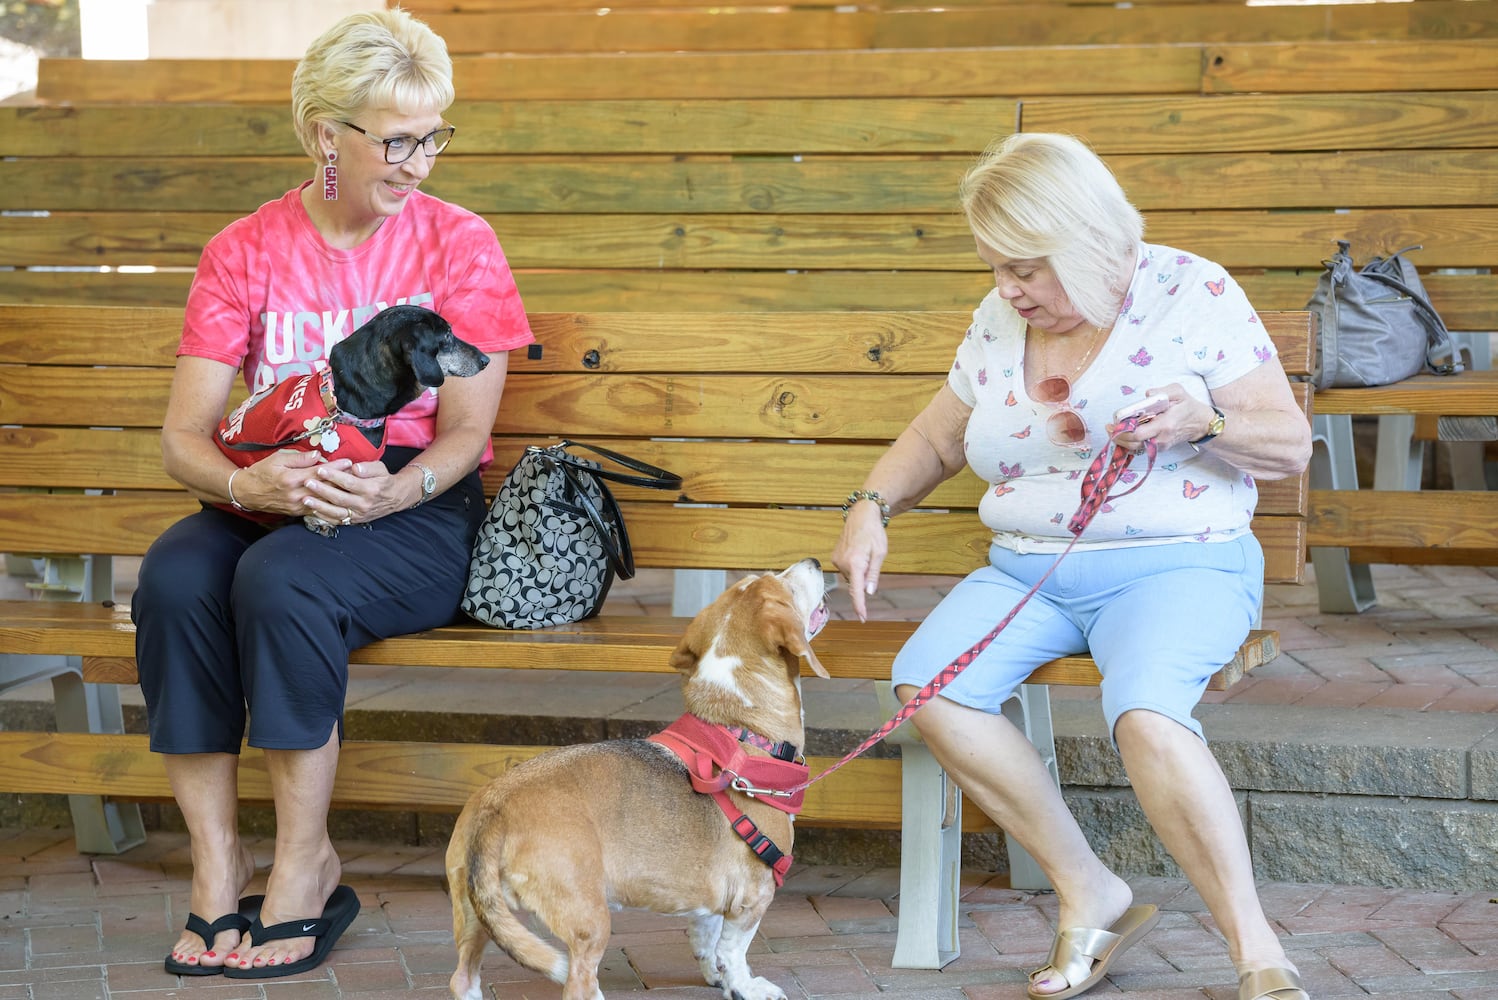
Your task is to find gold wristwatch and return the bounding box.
[1189,405,1226,453]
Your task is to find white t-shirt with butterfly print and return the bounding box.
[947,242,1277,554]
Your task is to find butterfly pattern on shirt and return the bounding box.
[950,243,1278,548]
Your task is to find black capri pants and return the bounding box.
[133,447,486,755]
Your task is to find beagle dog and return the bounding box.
[446,558,832,1000]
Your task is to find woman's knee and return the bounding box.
[1111,705,1205,752]
[136,516,248,615]
[229,544,331,620]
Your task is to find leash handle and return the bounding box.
[791,417,1158,793]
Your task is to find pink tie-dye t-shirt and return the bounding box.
[180,182,535,469]
[948,243,1276,553]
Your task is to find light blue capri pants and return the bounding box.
[890,533,1264,742]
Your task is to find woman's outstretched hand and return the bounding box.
[832,503,888,622]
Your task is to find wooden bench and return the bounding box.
[0,302,1312,969]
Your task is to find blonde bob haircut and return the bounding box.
[959,133,1144,328]
[292,8,454,162]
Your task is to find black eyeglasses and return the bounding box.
[340,121,456,164]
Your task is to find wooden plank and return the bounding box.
[0,368,944,435]
[495,372,945,439]
[35,47,1204,103]
[422,3,1498,53]
[512,308,1314,376]
[3,100,1014,157]
[0,429,170,490]
[1139,210,1498,271]
[426,9,879,52]
[1342,547,1498,567]
[0,305,183,365]
[0,269,198,309]
[1315,372,1498,417]
[14,91,1494,158]
[1204,39,1498,94]
[1308,489,1498,551]
[7,207,1496,270]
[1020,92,1498,153]
[0,426,1306,516]
[3,158,985,216]
[1108,150,1497,210]
[0,732,925,827]
[881,2,1498,47]
[8,150,1496,214]
[0,493,1306,581]
[0,303,1312,375]
[0,599,1272,692]
[1,269,1491,332]
[0,368,179,427]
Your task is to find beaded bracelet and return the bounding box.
[841,489,891,527]
[227,468,248,512]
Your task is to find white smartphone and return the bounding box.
[1113,395,1172,423]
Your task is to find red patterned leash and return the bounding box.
[761,417,1158,800]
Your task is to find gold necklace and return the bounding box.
[1042,324,1106,383]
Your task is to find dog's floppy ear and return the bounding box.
[768,600,830,679]
[668,615,708,676]
[409,322,449,389]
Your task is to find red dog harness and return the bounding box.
[648,714,808,886]
[215,370,387,522]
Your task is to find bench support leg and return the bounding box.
[880,681,961,970]
[876,681,1060,968]
[0,552,146,854]
[1000,684,1057,892]
[1373,413,1423,491]
[1309,414,1377,613]
[51,666,147,854]
[672,569,727,617]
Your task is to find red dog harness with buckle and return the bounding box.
[648,713,808,886]
[214,370,388,523]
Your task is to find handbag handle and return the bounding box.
[539,440,684,491]
[537,451,637,579]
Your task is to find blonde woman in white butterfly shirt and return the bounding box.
[832,133,1312,1000]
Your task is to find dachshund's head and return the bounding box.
[329,304,489,420]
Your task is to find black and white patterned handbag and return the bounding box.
[461,441,682,629]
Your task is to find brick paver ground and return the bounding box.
[3,827,1496,1000]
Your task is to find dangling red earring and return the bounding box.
[322,150,338,201]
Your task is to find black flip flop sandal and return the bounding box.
[224,885,361,980]
[163,894,265,976]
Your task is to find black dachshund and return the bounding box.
[215,304,489,525]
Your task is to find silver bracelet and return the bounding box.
[226,468,248,511]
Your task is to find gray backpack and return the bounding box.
[1306,241,1460,390]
